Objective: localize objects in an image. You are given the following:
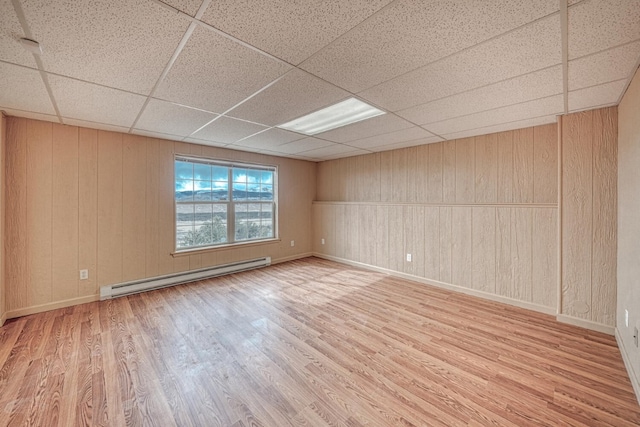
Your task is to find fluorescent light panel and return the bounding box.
[277,97,385,135]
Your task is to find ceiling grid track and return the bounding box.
[10,0,63,124]
[560,0,569,114]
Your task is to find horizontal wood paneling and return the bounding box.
[4,117,316,313]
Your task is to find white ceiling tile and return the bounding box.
[1,108,59,123]
[155,26,291,113]
[346,126,436,149]
[298,143,368,160]
[130,128,182,141]
[425,95,563,135]
[162,0,204,16]
[227,69,350,126]
[0,1,37,68]
[48,75,146,128]
[359,14,562,112]
[136,99,217,137]
[23,0,190,95]
[367,136,444,153]
[0,62,55,115]
[269,137,333,155]
[568,0,640,60]
[192,116,268,144]
[568,80,628,111]
[398,66,563,125]
[569,41,640,90]
[201,0,393,65]
[315,113,415,143]
[232,128,305,150]
[62,117,130,133]
[301,0,559,93]
[440,115,558,140]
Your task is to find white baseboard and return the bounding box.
[5,295,99,320]
[556,314,615,335]
[616,328,640,405]
[271,252,313,265]
[313,253,557,316]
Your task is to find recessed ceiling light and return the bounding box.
[19,38,43,55]
[277,97,385,135]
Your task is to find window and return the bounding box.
[175,156,276,251]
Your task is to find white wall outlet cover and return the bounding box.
[321,238,325,245]
[406,254,412,262]
[79,269,89,280]
[290,240,295,247]
[625,309,629,327]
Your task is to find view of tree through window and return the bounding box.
[175,156,276,250]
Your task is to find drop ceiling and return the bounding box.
[1,0,639,161]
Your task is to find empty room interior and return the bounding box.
[2,0,640,425]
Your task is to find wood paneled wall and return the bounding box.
[617,68,640,400]
[560,107,617,328]
[314,124,559,313]
[4,117,316,315]
[0,114,5,325]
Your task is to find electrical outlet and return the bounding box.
[290,240,295,247]
[79,269,89,280]
[625,309,629,327]
[321,238,325,245]
[634,327,639,348]
[406,253,412,262]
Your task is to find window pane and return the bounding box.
[175,161,193,180]
[193,163,211,181]
[233,188,247,201]
[212,182,229,201]
[212,205,228,244]
[233,168,247,184]
[194,181,212,201]
[260,184,273,201]
[176,204,195,223]
[212,166,228,182]
[261,171,273,184]
[175,179,194,201]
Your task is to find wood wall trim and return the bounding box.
[616,328,640,405]
[4,294,98,320]
[312,201,558,208]
[556,314,615,335]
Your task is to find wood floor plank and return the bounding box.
[0,257,638,426]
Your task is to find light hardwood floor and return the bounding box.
[0,257,638,426]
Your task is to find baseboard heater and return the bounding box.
[99,256,271,300]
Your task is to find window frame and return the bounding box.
[173,155,278,254]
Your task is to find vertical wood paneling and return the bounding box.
[451,207,472,288]
[78,128,98,297]
[6,118,28,310]
[512,208,533,302]
[496,208,513,298]
[392,149,408,202]
[404,206,424,277]
[344,204,359,262]
[497,131,514,203]
[591,107,617,326]
[52,124,79,300]
[532,208,557,308]
[472,207,496,293]
[423,207,439,281]
[362,153,380,202]
[513,127,534,203]
[375,205,390,270]
[439,208,452,284]
[405,147,418,203]
[156,138,175,276]
[334,204,346,259]
[415,145,429,203]
[455,138,475,203]
[26,120,53,305]
[533,124,558,204]
[562,111,593,319]
[122,135,147,281]
[380,152,393,202]
[388,205,404,272]
[0,114,5,319]
[427,143,443,203]
[97,131,123,287]
[474,134,497,203]
[442,140,456,203]
[358,205,376,265]
[145,138,160,278]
